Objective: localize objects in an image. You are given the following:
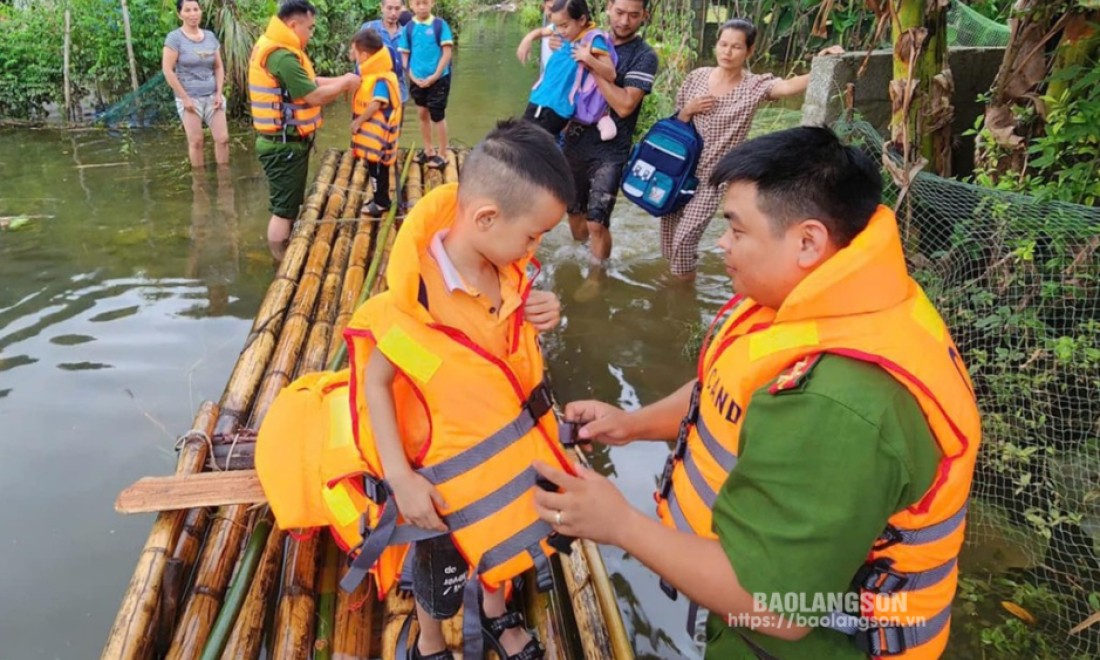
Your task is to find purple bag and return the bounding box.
[569,30,618,125]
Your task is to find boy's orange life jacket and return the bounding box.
[247,16,323,137]
[655,206,981,659]
[255,185,575,655]
[352,47,403,165]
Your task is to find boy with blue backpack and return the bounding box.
[516,0,615,138]
[399,0,454,170]
[359,0,411,103]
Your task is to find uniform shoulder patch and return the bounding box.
[768,353,824,394]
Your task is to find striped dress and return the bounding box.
[660,68,776,275]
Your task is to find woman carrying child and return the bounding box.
[660,18,842,282]
[516,0,614,137]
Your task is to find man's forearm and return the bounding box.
[628,379,696,441]
[303,80,346,106]
[594,76,642,118]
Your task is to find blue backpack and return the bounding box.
[621,115,703,216]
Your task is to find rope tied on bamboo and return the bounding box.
[174,429,213,457]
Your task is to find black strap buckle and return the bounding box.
[362,474,388,504]
[558,420,587,448]
[873,524,905,552]
[853,559,908,594]
[687,381,702,424]
[854,620,907,656]
[483,610,527,638]
[657,455,675,499]
[525,382,553,420]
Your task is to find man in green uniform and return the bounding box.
[530,127,979,658]
[250,0,360,258]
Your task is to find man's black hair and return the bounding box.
[550,0,591,21]
[460,119,575,213]
[352,27,384,54]
[709,126,883,247]
[278,0,317,20]
[719,18,757,48]
[609,0,649,11]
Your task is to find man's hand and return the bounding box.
[524,289,561,332]
[343,73,362,91]
[532,461,638,546]
[563,400,636,447]
[389,471,448,532]
[572,42,594,67]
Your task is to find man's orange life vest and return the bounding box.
[351,47,402,165]
[247,16,323,137]
[654,206,981,659]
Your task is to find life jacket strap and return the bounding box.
[853,556,957,594]
[830,604,952,656]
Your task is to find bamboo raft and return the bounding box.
[104,148,633,660]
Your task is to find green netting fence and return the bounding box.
[835,117,1099,658]
[949,0,1013,48]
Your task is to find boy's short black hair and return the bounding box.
[278,0,317,20]
[352,28,384,54]
[709,126,883,247]
[459,119,575,214]
[609,0,649,11]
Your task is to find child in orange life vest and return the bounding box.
[349,28,403,216]
[361,120,575,660]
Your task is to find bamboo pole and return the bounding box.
[381,590,416,660]
[252,150,354,412]
[200,514,272,660]
[102,401,219,660]
[424,158,444,193]
[218,525,285,658]
[525,584,567,660]
[581,540,632,660]
[166,152,349,658]
[443,148,459,185]
[333,576,373,659]
[119,0,140,98]
[63,9,72,124]
[156,505,211,651]
[215,150,340,435]
[314,537,341,660]
[559,546,614,660]
[405,156,423,208]
[456,148,467,172]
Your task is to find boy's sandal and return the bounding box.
[482,611,545,660]
[410,646,454,660]
[411,150,429,165]
[426,154,448,170]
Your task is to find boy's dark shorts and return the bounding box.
[409,74,451,123]
[256,137,311,219]
[412,535,468,619]
[523,102,569,138]
[563,125,626,228]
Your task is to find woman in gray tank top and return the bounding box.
[162,0,229,168]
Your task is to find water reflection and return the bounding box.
[186,167,239,316]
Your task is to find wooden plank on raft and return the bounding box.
[115,471,265,514]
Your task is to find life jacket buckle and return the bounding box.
[657,455,675,499]
[686,381,702,424]
[854,620,907,656]
[873,524,905,551]
[525,382,554,420]
[558,420,586,448]
[362,474,388,505]
[854,558,908,594]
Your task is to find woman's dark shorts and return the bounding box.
[412,535,468,619]
[410,75,452,123]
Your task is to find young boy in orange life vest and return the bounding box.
[349,28,403,217]
[354,120,575,659]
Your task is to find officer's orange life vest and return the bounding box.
[655,206,981,659]
[351,47,402,165]
[247,16,323,137]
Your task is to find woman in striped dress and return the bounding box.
[660,19,842,281]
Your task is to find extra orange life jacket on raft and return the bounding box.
[655,206,982,659]
[351,47,402,165]
[247,16,323,137]
[255,184,577,656]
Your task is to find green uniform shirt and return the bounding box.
[255,48,319,144]
[705,354,941,659]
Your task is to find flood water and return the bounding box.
[0,13,855,659]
